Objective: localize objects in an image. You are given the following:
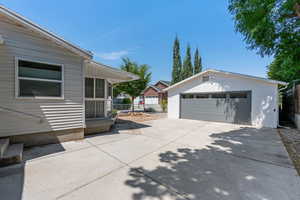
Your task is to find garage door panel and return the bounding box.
[180,92,251,125]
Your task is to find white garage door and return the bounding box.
[145,96,159,104]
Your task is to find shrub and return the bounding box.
[108,109,118,118]
[144,107,156,112]
[122,98,131,105]
[160,99,168,112]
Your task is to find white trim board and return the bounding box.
[164,69,288,92]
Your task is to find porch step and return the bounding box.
[0,138,9,158]
[0,143,23,167]
[85,119,114,135]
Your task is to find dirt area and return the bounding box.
[117,112,167,123]
[278,128,300,176]
[112,112,167,135]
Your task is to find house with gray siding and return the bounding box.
[0,5,138,164]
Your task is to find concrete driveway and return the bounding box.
[0,119,299,200]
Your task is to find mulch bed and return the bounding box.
[117,112,166,123]
[278,128,300,176]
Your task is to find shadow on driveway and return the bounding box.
[125,127,300,200]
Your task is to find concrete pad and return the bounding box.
[86,132,136,146]
[22,146,124,200]
[23,140,92,161]
[98,135,170,164]
[140,119,208,142]
[60,166,186,200]
[1,118,299,200]
[175,125,293,167]
[130,143,300,200]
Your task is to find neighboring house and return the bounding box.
[0,6,138,148]
[113,92,131,104]
[164,69,287,128]
[142,80,170,104]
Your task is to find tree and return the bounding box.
[194,48,202,74]
[229,0,300,81]
[267,53,300,82]
[114,58,151,112]
[182,44,193,80]
[171,36,182,84]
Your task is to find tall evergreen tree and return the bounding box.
[171,36,182,84]
[182,44,193,80]
[193,48,202,74]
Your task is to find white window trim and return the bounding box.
[84,77,113,118]
[15,57,64,100]
[84,77,106,100]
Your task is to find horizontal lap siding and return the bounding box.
[0,17,84,137]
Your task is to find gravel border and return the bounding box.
[278,128,300,176]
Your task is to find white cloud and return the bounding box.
[95,50,129,60]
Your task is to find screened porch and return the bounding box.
[84,61,138,121]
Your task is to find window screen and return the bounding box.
[95,79,105,98]
[19,60,62,80]
[85,78,94,98]
[19,79,61,97]
[107,82,112,97]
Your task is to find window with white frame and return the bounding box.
[85,78,105,99]
[16,59,63,98]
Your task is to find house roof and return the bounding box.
[141,85,161,94]
[142,80,171,95]
[157,80,171,86]
[0,5,93,59]
[85,60,139,84]
[164,69,288,92]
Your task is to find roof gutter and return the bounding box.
[87,60,140,81]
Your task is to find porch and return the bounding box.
[84,61,138,134]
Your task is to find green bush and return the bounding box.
[160,99,168,112]
[122,98,131,104]
[108,109,118,118]
[111,109,118,116]
[145,107,156,112]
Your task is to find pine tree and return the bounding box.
[194,48,202,74]
[182,44,193,80]
[171,36,182,84]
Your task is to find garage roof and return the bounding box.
[164,69,288,91]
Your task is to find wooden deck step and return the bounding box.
[0,138,9,158]
[0,143,23,166]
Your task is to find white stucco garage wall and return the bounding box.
[167,72,279,128]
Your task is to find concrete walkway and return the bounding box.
[0,119,299,200]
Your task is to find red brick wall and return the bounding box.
[143,87,159,97]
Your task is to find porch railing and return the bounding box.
[85,99,112,119]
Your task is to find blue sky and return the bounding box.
[1,0,273,83]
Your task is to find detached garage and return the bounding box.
[165,69,287,128]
